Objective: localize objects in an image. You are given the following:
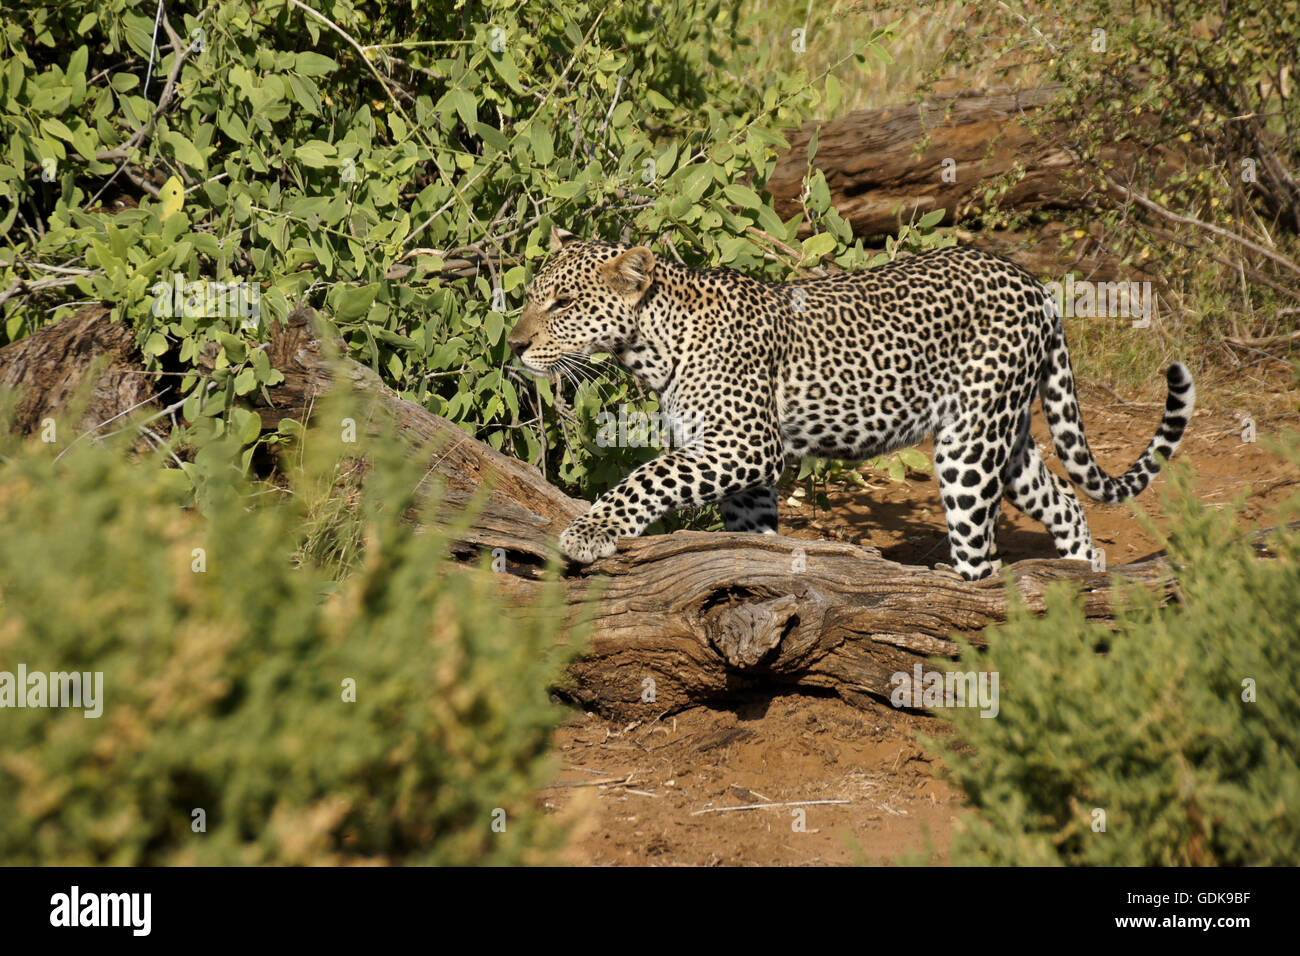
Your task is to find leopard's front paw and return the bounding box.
[559,513,622,564]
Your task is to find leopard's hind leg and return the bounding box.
[1001,411,1096,565]
[933,387,1043,580]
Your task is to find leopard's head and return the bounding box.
[508,227,655,377]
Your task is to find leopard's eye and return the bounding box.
[550,297,573,312]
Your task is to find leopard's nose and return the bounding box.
[508,334,530,357]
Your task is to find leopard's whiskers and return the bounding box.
[554,361,599,413]
[558,353,615,407]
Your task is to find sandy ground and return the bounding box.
[543,367,1300,866]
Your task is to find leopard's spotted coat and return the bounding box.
[510,228,1194,580]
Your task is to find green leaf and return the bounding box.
[645,90,674,111]
[294,141,335,168]
[233,366,257,396]
[447,89,477,128]
[484,310,504,346]
[334,284,379,322]
[825,73,841,115]
[551,181,585,200]
[216,332,246,362]
[234,408,262,444]
[295,52,339,76]
[723,184,763,209]
[502,265,527,292]
[897,448,933,472]
[143,331,169,357]
[916,208,946,230]
[39,118,75,142]
[678,163,714,202]
[801,233,837,261]
[162,130,207,173]
[489,51,525,94]
[370,326,417,349]
[529,124,553,165]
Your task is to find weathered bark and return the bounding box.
[0,308,1183,718]
[542,534,1175,716]
[767,88,1150,241]
[0,305,158,437]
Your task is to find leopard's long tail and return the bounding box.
[1038,302,1195,504]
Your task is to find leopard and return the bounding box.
[509,226,1195,580]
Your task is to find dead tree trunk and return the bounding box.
[766,88,1152,240]
[0,305,155,438]
[0,308,1181,718]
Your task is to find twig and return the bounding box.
[119,164,162,198]
[94,12,192,162]
[1143,223,1300,303]
[597,75,624,141]
[52,394,186,463]
[1089,381,1164,409]
[1105,176,1300,279]
[745,225,837,276]
[1224,328,1300,349]
[0,274,84,310]
[141,0,165,101]
[691,799,851,815]
[87,9,198,209]
[542,774,635,789]
[0,262,95,277]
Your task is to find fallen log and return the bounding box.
[0,304,157,438]
[543,535,1175,717]
[766,88,1150,241]
[0,308,1181,718]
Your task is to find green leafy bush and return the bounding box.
[0,0,907,507]
[932,454,1300,865]
[0,400,573,865]
[899,0,1300,379]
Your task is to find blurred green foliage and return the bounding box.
[933,448,1300,865]
[0,396,574,864]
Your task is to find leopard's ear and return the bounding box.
[602,246,655,297]
[549,226,577,253]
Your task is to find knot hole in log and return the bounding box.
[699,588,828,670]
